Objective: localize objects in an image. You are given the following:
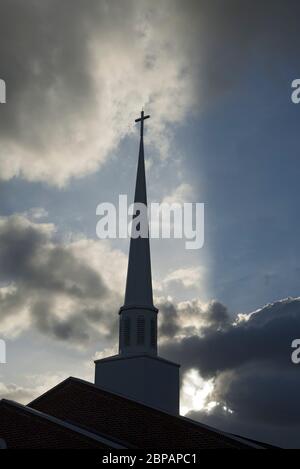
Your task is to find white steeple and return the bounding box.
[94,111,180,415]
[119,111,158,357]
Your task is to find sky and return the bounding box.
[0,0,300,448]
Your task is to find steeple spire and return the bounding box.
[119,111,158,356]
[124,111,154,308]
[94,111,180,415]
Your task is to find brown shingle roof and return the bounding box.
[29,377,261,449]
[0,399,126,449]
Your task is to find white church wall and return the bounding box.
[95,355,180,415]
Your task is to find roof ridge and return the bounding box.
[1,399,127,449]
[29,376,263,448]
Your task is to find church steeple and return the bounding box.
[95,111,180,414]
[124,111,154,308]
[119,111,158,356]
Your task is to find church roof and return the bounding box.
[0,397,125,449]
[17,376,264,449]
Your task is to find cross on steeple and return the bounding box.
[135,110,150,138]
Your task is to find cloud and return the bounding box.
[0,372,71,404]
[163,266,204,289]
[187,363,300,448]
[0,214,126,345]
[0,0,198,186]
[160,297,300,447]
[157,297,230,341]
[26,207,49,220]
[1,212,299,446]
[162,183,196,205]
[180,369,214,415]
[161,297,300,375]
[0,382,35,404]
[1,1,299,186]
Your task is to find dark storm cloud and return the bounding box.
[0,0,98,140]
[0,215,107,298]
[158,299,180,339]
[161,298,300,376]
[158,298,230,340]
[188,364,300,448]
[160,297,300,447]
[0,215,119,344]
[1,0,298,132]
[173,0,300,109]
[0,0,140,184]
[1,0,299,184]
[188,402,300,449]
[214,366,300,426]
[0,0,199,185]
[31,300,91,343]
[31,300,118,344]
[205,301,230,329]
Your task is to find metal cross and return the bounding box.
[135,110,150,138]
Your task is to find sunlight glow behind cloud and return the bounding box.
[0,0,198,186]
[181,369,215,415]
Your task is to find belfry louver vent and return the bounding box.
[123,317,131,347]
[137,316,145,345]
[150,319,156,348]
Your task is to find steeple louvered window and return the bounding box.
[150,319,156,348]
[123,317,131,347]
[137,316,145,345]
